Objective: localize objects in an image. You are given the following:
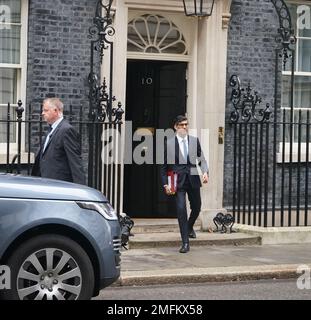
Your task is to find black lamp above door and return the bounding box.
[182,0,215,17]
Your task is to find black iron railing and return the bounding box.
[0,101,123,213]
[225,0,306,227]
[228,76,311,227]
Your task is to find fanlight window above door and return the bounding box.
[128,14,188,55]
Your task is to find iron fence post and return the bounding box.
[15,100,24,174]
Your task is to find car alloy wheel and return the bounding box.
[17,248,82,300]
[4,234,94,300]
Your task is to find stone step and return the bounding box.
[128,231,261,249]
[132,218,201,234]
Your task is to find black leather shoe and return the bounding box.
[188,229,196,239]
[179,243,190,253]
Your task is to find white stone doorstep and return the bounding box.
[234,224,311,245]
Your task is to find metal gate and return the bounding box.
[0,100,123,213]
[226,1,311,227]
[86,0,124,213]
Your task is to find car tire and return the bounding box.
[2,234,95,300]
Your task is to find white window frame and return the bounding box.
[0,0,28,160]
[279,0,311,162]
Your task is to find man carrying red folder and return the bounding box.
[160,115,209,253]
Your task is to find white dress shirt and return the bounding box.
[43,116,63,152]
[176,134,188,159]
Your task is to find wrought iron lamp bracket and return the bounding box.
[229,75,271,123]
[270,0,296,68]
[89,1,115,61]
[88,0,124,123]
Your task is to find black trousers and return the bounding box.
[174,176,201,244]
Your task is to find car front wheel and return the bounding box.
[3,234,95,300]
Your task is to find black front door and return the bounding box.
[124,60,187,218]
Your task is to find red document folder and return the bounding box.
[167,171,178,195]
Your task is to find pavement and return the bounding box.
[114,219,311,286]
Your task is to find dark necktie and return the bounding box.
[43,125,53,153]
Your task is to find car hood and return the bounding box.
[0,174,107,202]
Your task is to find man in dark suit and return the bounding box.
[161,115,208,253]
[32,98,86,185]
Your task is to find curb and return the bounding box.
[113,264,310,287]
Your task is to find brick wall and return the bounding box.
[26,0,98,113]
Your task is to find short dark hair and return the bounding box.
[173,115,188,126]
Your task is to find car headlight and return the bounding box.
[76,201,118,220]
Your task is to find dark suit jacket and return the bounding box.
[160,135,208,189]
[31,119,86,185]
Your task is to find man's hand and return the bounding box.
[164,185,172,195]
[202,173,209,184]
